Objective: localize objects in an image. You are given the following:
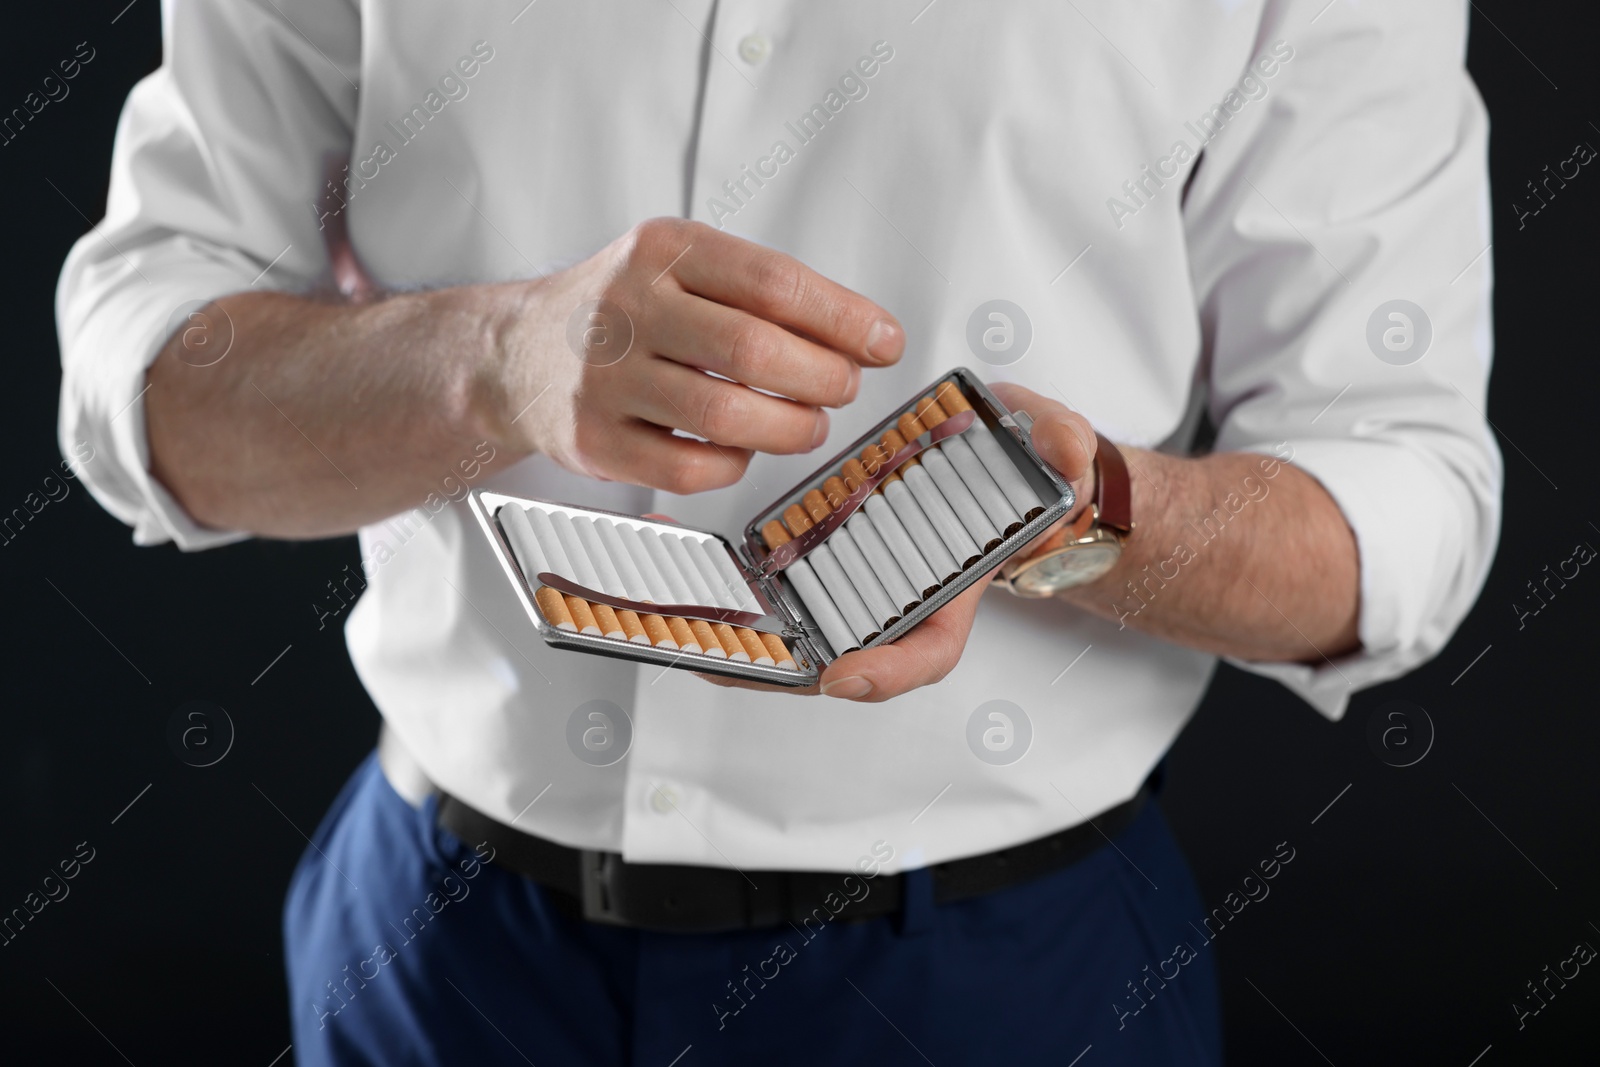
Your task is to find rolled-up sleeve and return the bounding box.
[1182,1,1501,718]
[55,0,359,549]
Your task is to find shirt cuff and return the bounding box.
[1222,437,1483,721]
[58,250,257,552]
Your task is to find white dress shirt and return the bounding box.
[57,1,1499,873]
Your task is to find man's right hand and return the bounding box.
[477,218,905,494]
[146,218,901,538]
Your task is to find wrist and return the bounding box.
[1058,445,1168,599]
[467,280,548,455]
[1119,445,1174,553]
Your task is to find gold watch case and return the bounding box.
[997,506,1124,598]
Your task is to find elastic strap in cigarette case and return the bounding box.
[752,409,978,578]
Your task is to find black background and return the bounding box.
[2,2,1595,1063]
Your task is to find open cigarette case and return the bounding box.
[466,367,1074,687]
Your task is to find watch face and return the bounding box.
[1012,542,1122,596]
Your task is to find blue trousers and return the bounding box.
[285,752,1221,1066]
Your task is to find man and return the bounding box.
[57,2,1497,1063]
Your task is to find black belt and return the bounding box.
[437,784,1149,933]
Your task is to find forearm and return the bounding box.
[1062,446,1361,663]
[816,387,1365,701]
[143,218,905,541]
[146,284,531,538]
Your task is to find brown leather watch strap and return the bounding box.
[1093,433,1133,533]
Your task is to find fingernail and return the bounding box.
[821,676,873,700]
[865,320,902,364]
[1068,421,1092,460]
[811,411,830,449]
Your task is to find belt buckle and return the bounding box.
[579,849,629,925]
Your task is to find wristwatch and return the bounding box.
[996,431,1133,598]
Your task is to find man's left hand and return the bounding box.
[699,384,1097,701]
[813,383,1097,701]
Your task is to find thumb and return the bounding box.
[988,383,1097,484]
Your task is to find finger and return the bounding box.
[694,670,820,696]
[579,418,753,494]
[817,576,991,702]
[666,226,905,367]
[988,383,1097,483]
[644,289,862,408]
[633,360,830,455]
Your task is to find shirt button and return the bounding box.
[737,33,771,65]
[650,785,681,814]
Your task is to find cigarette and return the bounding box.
[497,504,550,583]
[573,516,627,596]
[663,533,718,605]
[638,527,696,604]
[759,631,798,669]
[596,519,653,602]
[761,519,860,657]
[803,488,901,629]
[549,510,604,590]
[913,397,1024,536]
[641,612,676,648]
[709,622,745,659]
[627,526,728,655]
[653,536,772,662]
[616,609,650,644]
[824,475,920,615]
[718,625,749,661]
[845,509,921,616]
[897,411,1002,552]
[603,521,677,648]
[534,586,576,630]
[933,381,1046,520]
[564,596,602,636]
[689,619,725,657]
[706,540,764,613]
[515,518,620,643]
[618,524,672,598]
[665,616,701,653]
[632,528,767,661]
[880,429,982,569]
[680,535,744,609]
[530,507,665,647]
[841,458,939,600]
[535,521,792,667]
[860,443,961,586]
[555,511,682,649]
[735,626,774,665]
[673,560,773,664]
[783,505,879,645]
[589,602,627,640]
[526,505,574,578]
